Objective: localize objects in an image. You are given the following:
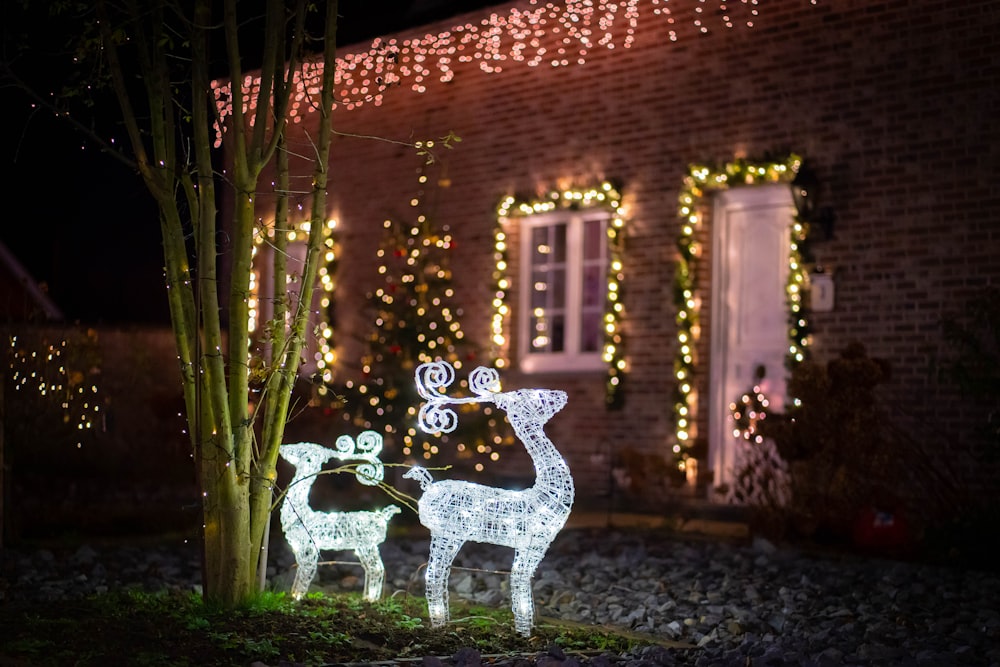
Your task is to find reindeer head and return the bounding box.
[415,361,567,433]
[493,388,567,423]
[380,505,402,521]
[280,433,385,485]
[279,442,339,470]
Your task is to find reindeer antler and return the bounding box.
[415,361,501,434]
[333,431,385,485]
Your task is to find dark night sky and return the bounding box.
[1,0,497,325]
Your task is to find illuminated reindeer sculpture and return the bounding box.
[279,432,400,601]
[403,361,575,636]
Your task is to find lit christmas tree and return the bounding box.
[332,167,507,474]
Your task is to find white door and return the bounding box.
[708,185,794,492]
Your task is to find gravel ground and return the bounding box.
[3,527,999,666]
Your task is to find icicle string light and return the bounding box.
[211,1,808,146]
[278,435,400,601]
[671,155,810,468]
[404,361,574,636]
[493,182,626,405]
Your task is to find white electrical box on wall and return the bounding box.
[810,270,835,312]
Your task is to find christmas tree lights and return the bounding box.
[328,166,503,473]
[727,363,792,507]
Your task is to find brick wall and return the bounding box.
[254,0,999,511]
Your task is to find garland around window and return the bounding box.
[492,182,626,406]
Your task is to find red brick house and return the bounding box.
[220,0,999,518]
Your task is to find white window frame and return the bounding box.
[517,209,609,374]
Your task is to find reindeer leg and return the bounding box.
[355,545,385,602]
[290,541,319,600]
[510,546,545,636]
[425,535,462,627]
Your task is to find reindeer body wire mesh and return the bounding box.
[279,432,400,601]
[404,361,575,635]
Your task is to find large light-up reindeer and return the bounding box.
[403,361,574,636]
[279,432,400,601]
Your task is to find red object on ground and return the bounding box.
[853,507,911,551]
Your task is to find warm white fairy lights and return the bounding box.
[403,361,574,636]
[278,433,400,601]
[493,182,626,405]
[672,155,810,469]
[731,383,769,445]
[727,382,791,506]
[7,334,102,448]
[211,1,806,145]
[248,216,339,382]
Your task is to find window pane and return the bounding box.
[531,226,549,264]
[580,310,601,353]
[531,269,549,309]
[550,314,565,352]
[531,311,550,351]
[551,268,566,308]
[582,265,603,307]
[531,311,566,352]
[553,222,567,263]
[519,211,612,369]
[583,218,604,260]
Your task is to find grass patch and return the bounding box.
[0,589,660,666]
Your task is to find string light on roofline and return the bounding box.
[210,1,812,146]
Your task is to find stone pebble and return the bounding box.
[3,528,999,666]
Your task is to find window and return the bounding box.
[518,210,610,373]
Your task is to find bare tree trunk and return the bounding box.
[250,0,340,586]
[30,0,337,606]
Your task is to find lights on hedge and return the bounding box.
[8,334,102,448]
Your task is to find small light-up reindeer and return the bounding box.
[279,432,400,601]
[403,361,574,636]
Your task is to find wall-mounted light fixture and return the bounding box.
[791,163,836,241]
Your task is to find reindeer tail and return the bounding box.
[403,465,434,490]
